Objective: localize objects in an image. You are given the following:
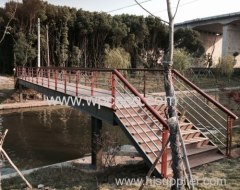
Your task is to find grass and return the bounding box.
[2,156,240,190]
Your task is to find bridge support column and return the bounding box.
[91,116,103,170]
[19,85,23,103]
[222,24,240,66]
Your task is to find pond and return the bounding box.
[0,106,129,175]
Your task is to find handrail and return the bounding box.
[113,69,169,129]
[172,69,238,120]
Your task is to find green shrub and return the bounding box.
[173,48,191,73]
[216,55,235,78]
[104,47,131,69]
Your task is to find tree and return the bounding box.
[175,28,205,57]
[70,45,81,67]
[164,1,194,190]
[14,32,37,66]
[0,1,17,44]
[104,47,130,68]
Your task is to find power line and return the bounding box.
[107,0,152,13]
[154,0,200,14]
[134,0,169,24]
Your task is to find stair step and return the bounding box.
[124,119,161,127]
[155,151,224,177]
[148,145,220,168]
[145,136,210,157]
[117,111,166,120]
[179,122,193,130]
[132,131,162,143]
[189,149,224,168]
[127,124,161,134]
[116,107,144,116]
[181,130,202,140]
[185,137,210,148]
[151,104,167,112]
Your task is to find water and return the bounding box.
[0,106,129,174]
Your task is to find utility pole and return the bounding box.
[46,25,50,67]
[38,18,41,67]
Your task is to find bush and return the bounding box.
[216,55,235,78]
[104,47,131,68]
[173,48,191,73]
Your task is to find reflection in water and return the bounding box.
[1,106,129,174]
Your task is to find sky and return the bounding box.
[0,0,240,23]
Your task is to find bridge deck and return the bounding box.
[19,77,159,109]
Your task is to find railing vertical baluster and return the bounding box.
[68,70,71,83]
[24,68,26,80]
[111,72,116,110]
[41,68,43,86]
[31,68,33,83]
[91,72,94,96]
[123,72,127,90]
[36,68,39,84]
[76,71,79,96]
[64,70,67,93]
[95,71,99,88]
[143,70,146,97]
[226,116,233,157]
[27,68,29,81]
[55,69,57,91]
[161,126,168,178]
[47,69,49,88]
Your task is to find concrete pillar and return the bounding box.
[19,85,23,103]
[222,24,240,67]
[91,116,103,170]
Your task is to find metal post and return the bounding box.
[36,68,39,84]
[19,84,23,103]
[41,68,43,86]
[91,116,103,170]
[91,72,94,96]
[143,70,146,97]
[76,71,79,96]
[24,68,26,81]
[31,68,33,83]
[55,70,57,91]
[47,69,50,88]
[226,116,233,157]
[64,70,67,93]
[161,126,168,178]
[111,72,116,110]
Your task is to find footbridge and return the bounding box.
[15,67,238,177]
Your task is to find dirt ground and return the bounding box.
[0,75,15,103]
[2,155,240,190]
[0,75,42,103]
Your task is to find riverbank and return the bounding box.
[0,75,47,109]
[0,100,51,111]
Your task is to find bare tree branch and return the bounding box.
[0,1,18,44]
[173,0,181,19]
[134,0,169,25]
